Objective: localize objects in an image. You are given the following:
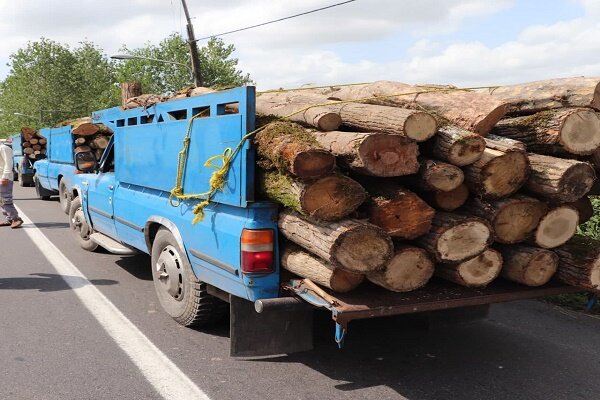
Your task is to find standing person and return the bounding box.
[0,140,23,229]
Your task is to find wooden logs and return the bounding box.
[367,245,434,292]
[495,244,558,286]
[525,154,595,202]
[278,210,394,273]
[90,135,109,150]
[254,121,335,180]
[462,195,548,244]
[463,148,530,199]
[281,244,364,292]
[416,212,492,262]
[405,158,464,192]
[424,125,486,166]
[29,138,39,145]
[358,179,435,239]
[484,134,527,152]
[421,183,469,211]
[23,147,34,155]
[531,205,579,249]
[75,137,86,146]
[435,248,503,287]
[120,81,143,108]
[312,130,419,177]
[567,196,594,224]
[491,108,600,155]
[38,138,47,145]
[487,77,600,115]
[554,236,600,289]
[319,81,507,135]
[260,171,366,221]
[21,127,36,141]
[74,145,92,154]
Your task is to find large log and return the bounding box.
[72,123,100,137]
[357,179,435,239]
[260,171,366,221]
[525,153,595,202]
[90,135,109,150]
[484,134,527,152]
[367,245,434,292]
[120,81,143,108]
[405,158,464,192]
[491,108,600,155]
[463,147,530,199]
[312,130,419,177]
[495,244,558,287]
[554,235,600,290]
[423,125,486,166]
[462,195,548,244]
[416,212,492,262]
[531,205,579,249]
[567,196,594,224]
[278,210,394,273]
[254,121,335,180]
[420,183,469,211]
[21,127,36,142]
[435,248,503,288]
[486,77,600,115]
[316,81,507,135]
[281,244,364,292]
[123,93,168,110]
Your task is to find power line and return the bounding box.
[194,0,358,42]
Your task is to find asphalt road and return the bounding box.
[1,184,600,400]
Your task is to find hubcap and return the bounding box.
[155,245,184,300]
[72,207,90,240]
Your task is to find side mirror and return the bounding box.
[75,151,97,172]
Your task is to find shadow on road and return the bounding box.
[114,254,153,281]
[26,222,70,229]
[0,272,118,292]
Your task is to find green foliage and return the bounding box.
[577,196,600,240]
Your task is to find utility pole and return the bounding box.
[181,0,203,87]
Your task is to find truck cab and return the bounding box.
[10,133,35,186]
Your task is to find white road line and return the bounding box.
[15,206,211,400]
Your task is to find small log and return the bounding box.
[525,153,595,202]
[312,130,419,177]
[495,244,558,287]
[22,142,31,148]
[486,77,600,115]
[254,121,335,180]
[75,137,87,146]
[278,210,394,273]
[91,135,109,150]
[367,245,434,292]
[32,144,42,151]
[554,235,600,289]
[531,205,579,249]
[95,149,104,161]
[424,125,486,166]
[405,158,464,192]
[416,212,492,262]
[123,93,168,110]
[567,196,594,224]
[29,138,39,145]
[38,138,47,145]
[357,179,435,239]
[462,195,548,244]
[484,134,526,152]
[463,148,530,199]
[72,123,100,136]
[491,108,600,155]
[21,127,36,141]
[120,81,143,108]
[75,145,92,154]
[260,171,366,221]
[23,147,34,155]
[281,244,364,292]
[435,248,503,288]
[420,183,469,211]
[33,150,41,155]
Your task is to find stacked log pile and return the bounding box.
[20,127,47,160]
[69,118,113,161]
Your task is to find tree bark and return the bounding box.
[367,245,434,292]
[554,235,600,289]
[254,121,335,180]
[281,244,364,292]
[495,244,558,286]
[435,248,503,288]
[484,134,526,152]
[463,195,548,244]
[21,127,36,142]
[72,123,100,137]
[357,179,435,239]
[120,81,143,108]
[485,77,600,115]
[312,130,419,177]
[314,81,507,135]
[123,93,168,110]
[260,171,366,221]
[463,148,530,199]
[531,205,579,249]
[567,195,594,224]
[491,108,600,155]
[423,125,486,166]
[416,212,492,262]
[420,183,469,211]
[404,158,464,192]
[525,153,595,202]
[278,210,394,273]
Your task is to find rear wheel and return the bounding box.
[151,228,227,327]
[34,175,50,200]
[69,196,98,252]
[59,181,72,214]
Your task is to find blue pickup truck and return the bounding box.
[10,132,35,186]
[66,86,582,356]
[34,126,79,213]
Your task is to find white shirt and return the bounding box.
[0,144,14,181]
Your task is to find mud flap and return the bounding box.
[230,295,313,357]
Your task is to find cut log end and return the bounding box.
[404,112,438,142]
[497,245,558,287]
[301,175,366,221]
[315,112,343,132]
[480,151,529,199]
[424,183,469,211]
[437,249,503,287]
[367,247,434,292]
[336,226,394,273]
[292,149,336,180]
[493,200,547,244]
[534,206,579,249]
[557,163,596,202]
[448,134,486,166]
[560,110,600,154]
[523,251,559,286]
[358,134,419,177]
[437,220,491,262]
[473,104,508,136]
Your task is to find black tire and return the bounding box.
[151,228,227,327]
[18,170,25,187]
[59,181,72,214]
[69,196,98,252]
[34,175,51,200]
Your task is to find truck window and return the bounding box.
[101,143,115,173]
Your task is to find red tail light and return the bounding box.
[241,229,274,273]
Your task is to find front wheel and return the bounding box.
[34,175,50,200]
[151,228,227,327]
[59,181,72,214]
[69,197,98,252]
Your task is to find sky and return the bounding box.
[0,0,598,90]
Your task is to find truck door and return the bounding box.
[87,139,117,238]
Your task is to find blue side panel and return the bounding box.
[46,126,74,164]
